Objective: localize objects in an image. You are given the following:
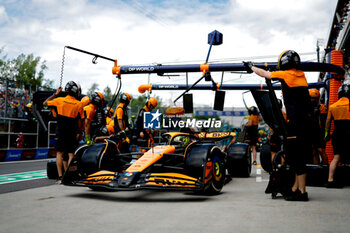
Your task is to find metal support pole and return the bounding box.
[4,78,8,118]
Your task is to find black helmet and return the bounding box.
[278,50,300,70]
[64,81,79,98]
[91,92,104,107]
[248,106,258,115]
[338,79,350,99]
[119,92,131,104]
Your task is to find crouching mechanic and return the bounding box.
[325,79,350,188]
[43,81,84,182]
[245,50,313,201]
[136,97,158,147]
[84,92,106,145]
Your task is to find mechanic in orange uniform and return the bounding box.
[245,106,262,165]
[309,88,328,164]
[43,81,84,182]
[245,50,313,201]
[84,92,105,145]
[325,80,350,188]
[112,93,132,152]
[136,97,158,147]
[114,93,131,134]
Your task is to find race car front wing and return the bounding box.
[63,170,204,192]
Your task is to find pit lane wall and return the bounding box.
[0,117,57,162]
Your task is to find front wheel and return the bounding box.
[204,152,226,195]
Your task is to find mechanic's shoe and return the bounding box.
[285,190,309,202]
[56,176,62,184]
[326,181,343,189]
[253,161,257,165]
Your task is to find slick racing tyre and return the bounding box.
[260,143,272,173]
[46,160,58,179]
[185,144,226,195]
[226,143,251,177]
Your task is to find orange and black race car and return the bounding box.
[61,131,250,194]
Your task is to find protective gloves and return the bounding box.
[243,61,254,73]
[324,129,331,142]
[86,134,94,146]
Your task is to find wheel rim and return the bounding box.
[213,156,223,181]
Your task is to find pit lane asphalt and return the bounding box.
[0,159,349,233]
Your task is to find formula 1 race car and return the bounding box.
[61,131,250,194]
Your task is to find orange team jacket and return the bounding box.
[47,95,84,133]
[248,114,262,126]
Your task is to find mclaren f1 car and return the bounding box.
[61,131,250,194]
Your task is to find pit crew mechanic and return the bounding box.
[136,97,158,147]
[84,92,106,146]
[245,106,262,165]
[244,50,313,201]
[309,88,328,164]
[325,79,350,188]
[43,81,84,182]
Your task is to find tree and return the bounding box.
[103,86,112,101]
[87,83,99,96]
[13,53,48,91]
[0,50,49,91]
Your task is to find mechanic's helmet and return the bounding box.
[277,50,301,70]
[104,107,114,118]
[277,99,283,109]
[119,92,131,104]
[248,106,258,115]
[146,97,158,109]
[338,79,350,99]
[131,115,136,119]
[91,92,104,107]
[80,96,90,106]
[309,88,320,99]
[64,81,79,98]
[26,103,32,108]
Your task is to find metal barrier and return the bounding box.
[47,121,57,148]
[0,117,39,149]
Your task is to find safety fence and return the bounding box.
[0,117,56,162]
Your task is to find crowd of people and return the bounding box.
[0,83,32,118]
